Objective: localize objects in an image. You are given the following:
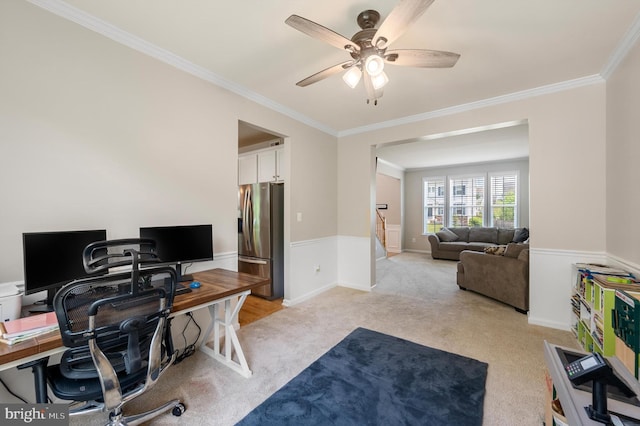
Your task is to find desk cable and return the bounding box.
[0,376,32,403]
[174,312,201,364]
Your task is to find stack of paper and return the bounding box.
[0,311,59,345]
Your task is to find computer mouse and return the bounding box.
[189,281,201,289]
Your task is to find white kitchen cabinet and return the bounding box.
[238,153,257,185]
[239,146,284,184]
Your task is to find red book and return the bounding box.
[1,311,58,339]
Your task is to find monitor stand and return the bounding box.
[29,288,57,313]
[175,263,193,282]
[29,302,54,314]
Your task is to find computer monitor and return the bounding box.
[139,224,213,282]
[23,229,107,312]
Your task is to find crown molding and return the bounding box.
[600,9,640,79]
[28,0,639,140]
[337,74,604,137]
[339,9,640,138]
[27,0,337,137]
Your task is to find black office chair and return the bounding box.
[45,239,186,425]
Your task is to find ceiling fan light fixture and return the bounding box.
[286,4,460,104]
[364,54,384,76]
[342,66,362,88]
[371,71,389,90]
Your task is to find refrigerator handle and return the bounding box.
[243,187,252,249]
[238,256,268,265]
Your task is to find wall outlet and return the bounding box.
[412,237,416,242]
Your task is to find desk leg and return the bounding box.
[199,291,252,378]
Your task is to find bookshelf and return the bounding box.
[571,264,640,356]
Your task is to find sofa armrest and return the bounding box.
[458,250,529,311]
[427,234,441,249]
[504,243,529,259]
[517,248,529,263]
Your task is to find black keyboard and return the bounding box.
[175,282,192,296]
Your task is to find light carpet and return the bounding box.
[68,252,577,425]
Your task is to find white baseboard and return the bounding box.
[338,282,372,292]
[283,282,336,306]
[528,316,572,331]
[404,249,429,254]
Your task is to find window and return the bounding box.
[453,185,466,196]
[490,172,518,228]
[449,176,484,227]
[423,177,445,233]
[423,171,520,233]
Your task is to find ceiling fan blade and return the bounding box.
[384,49,460,68]
[373,0,435,49]
[286,15,359,53]
[296,61,355,87]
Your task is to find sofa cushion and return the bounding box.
[484,245,507,255]
[512,227,529,243]
[469,227,498,243]
[436,227,459,242]
[497,228,515,245]
[504,243,529,258]
[448,227,470,242]
[439,242,470,251]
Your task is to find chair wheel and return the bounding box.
[172,403,186,416]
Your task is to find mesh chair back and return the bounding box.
[46,239,183,421]
[54,268,176,349]
[52,239,177,379]
[82,238,160,275]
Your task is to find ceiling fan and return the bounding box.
[285,0,460,105]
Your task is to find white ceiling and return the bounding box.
[32,0,640,168]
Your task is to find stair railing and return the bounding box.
[376,209,386,249]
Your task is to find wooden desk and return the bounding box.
[0,269,268,378]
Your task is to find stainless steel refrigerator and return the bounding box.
[238,182,284,299]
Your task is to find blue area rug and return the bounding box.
[237,327,488,425]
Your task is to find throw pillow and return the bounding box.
[484,245,507,255]
[436,228,459,242]
[512,227,529,243]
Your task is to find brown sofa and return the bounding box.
[428,226,529,260]
[456,243,530,313]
